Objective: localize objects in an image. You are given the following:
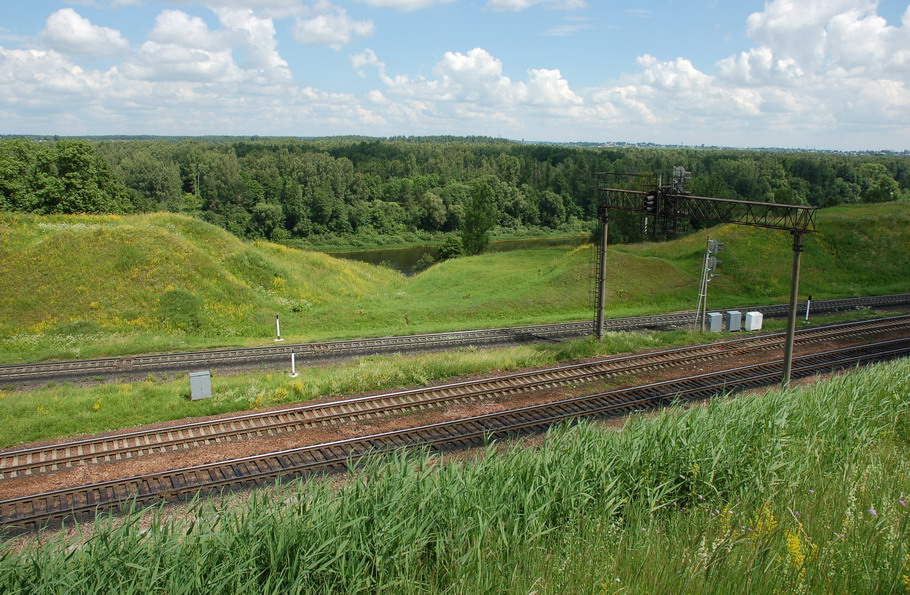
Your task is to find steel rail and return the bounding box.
[3,315,907,479]
[1,293,908,386]
[3,337,908,533]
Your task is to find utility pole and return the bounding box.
[595,209,609,340]
[693,237,724,331]
[782,232,805,387]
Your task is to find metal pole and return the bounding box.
[275,315,284,342]
[695,236,710,331]
[595,210,609,340]
[289,352,299,378]
[782,232,804,387]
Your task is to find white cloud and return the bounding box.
[293,9,374,49]
[486,0,586,12]
[526,68,582,105]
[351,47,384,77]
[214,7,292,81]
[124,8,291,84]
[716,47,804,86]
[121,41,244,82]
[149,10,226,51]
[353,46,584,134]
[711,0,910,130]
[740,0,910,79]
[163,0,309,19]
[356,0,455,11]
[41,8,129,57]
[0,48,105,104]
[67,0,141,6]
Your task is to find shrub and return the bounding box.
[414,252,435,272]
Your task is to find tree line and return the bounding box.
[1,136,907,250]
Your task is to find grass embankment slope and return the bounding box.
[3,359,908,593]
[1,202,908,363]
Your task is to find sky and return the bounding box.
[1,0,909,150]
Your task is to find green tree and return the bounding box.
[460,177,498,255]
[0,139,38,211]
[856,163,900,203]
[34,140,129,214]
[248,202,285,239]
[119,150,183,211]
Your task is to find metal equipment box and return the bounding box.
[725,310,742,332]
[707,312,723,332]
[744,311,764,331]
[190,371,212,401]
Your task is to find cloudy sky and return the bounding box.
[2,0,909,150]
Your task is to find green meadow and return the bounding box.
[1,202,908,364]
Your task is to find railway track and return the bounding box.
[2,293,908,387]
[3,315,907,480]
[2,331,908,533]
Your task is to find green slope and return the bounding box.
[0,202,908,362]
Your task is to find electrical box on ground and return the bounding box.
[190,371,212,401]
[744,311,764,331]
[725,310,742,332]
[707,312,723,332]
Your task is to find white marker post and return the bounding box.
[805,294,812,322]
[289,352,299,378]
[275,315,284,342]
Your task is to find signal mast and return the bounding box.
[594,167,817,386]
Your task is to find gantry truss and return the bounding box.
[593,168,819,387]
[595,171,817,236]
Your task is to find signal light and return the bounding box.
[645,192,657,213]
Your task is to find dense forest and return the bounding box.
[1,136,908,248]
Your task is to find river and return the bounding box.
[329,236,589,276]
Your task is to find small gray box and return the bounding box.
[707,312,723,332]
[725,310,742,332]
[189,370,212,401]
[744,311,764,331]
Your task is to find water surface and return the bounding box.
[329,236,588,276]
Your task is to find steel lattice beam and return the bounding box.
[597,187,817,234]
[594,169,819,387]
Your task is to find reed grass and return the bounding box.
[2,358,908,593]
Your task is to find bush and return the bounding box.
[414,252,435,272]
[437,234,464,260]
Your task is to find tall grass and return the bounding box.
[3,359,908,593]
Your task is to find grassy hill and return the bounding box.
[1,202,908,363]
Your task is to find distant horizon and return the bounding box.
[3,132,908,155]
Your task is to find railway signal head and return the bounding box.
[708,239,725,254]
[707,256,722,272]
[645,192,657,213]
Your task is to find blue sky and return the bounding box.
[1,0,909,150]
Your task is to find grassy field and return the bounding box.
[0,307,889,449]
[0,328,703,447]
[0,202,908,364]
[2,358,907,593]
